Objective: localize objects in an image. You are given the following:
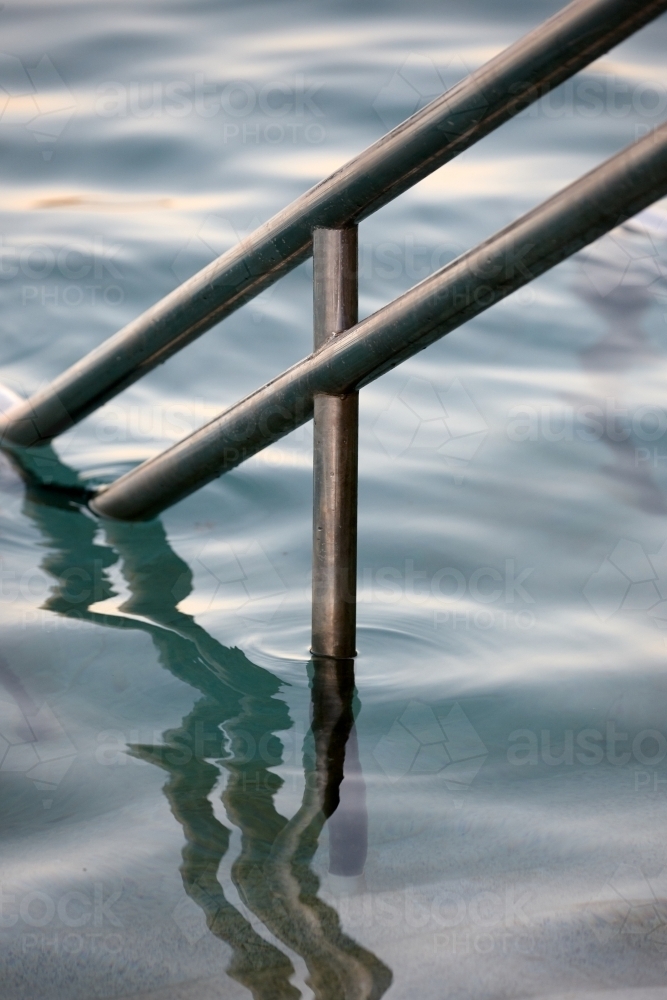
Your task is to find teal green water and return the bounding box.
[1,2,667,997]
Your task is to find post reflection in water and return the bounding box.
[11,447,392,1000]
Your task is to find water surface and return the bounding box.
[2,1,667,997]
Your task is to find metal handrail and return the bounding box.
[1,0,666,447]
[90,121,667,521]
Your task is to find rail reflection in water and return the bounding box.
[8,446,391,1000]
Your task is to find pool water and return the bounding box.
[2,1,667,997]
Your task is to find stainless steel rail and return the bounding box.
[90,121,667,521]
[311,228,359,660]
[1,0,666,446]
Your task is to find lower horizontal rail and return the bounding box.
[89,121,667,521]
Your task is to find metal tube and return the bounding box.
[312,228,358,658]
[2,0,666,447]
[90,121,667,521]
[312,395,359,658]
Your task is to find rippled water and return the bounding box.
[2,1,667,997]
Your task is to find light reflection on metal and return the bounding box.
[2,0,667,447]
[312,228,358,660]
[89,121,667,521]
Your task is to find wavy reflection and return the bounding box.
[10,447,391,1000]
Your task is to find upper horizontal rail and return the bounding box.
[89,120,667,521]
[2,0,666,447]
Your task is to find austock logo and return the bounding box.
[586,864,667,946]
[583,537,667,625]
[0,53,75,159]
[0,667,76,808]
[372,53,474,131]
[373,700,487,786]
[372,376,488,485]
[0,882,122,930]
[374,53,667,133]
[180,537,287,623]
[577,213,667,299]
[171,896,208,945]
[171,214,275,322]
[0,235,125,310]
[94,73,325,146]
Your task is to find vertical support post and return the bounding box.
[311,226,358,659]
